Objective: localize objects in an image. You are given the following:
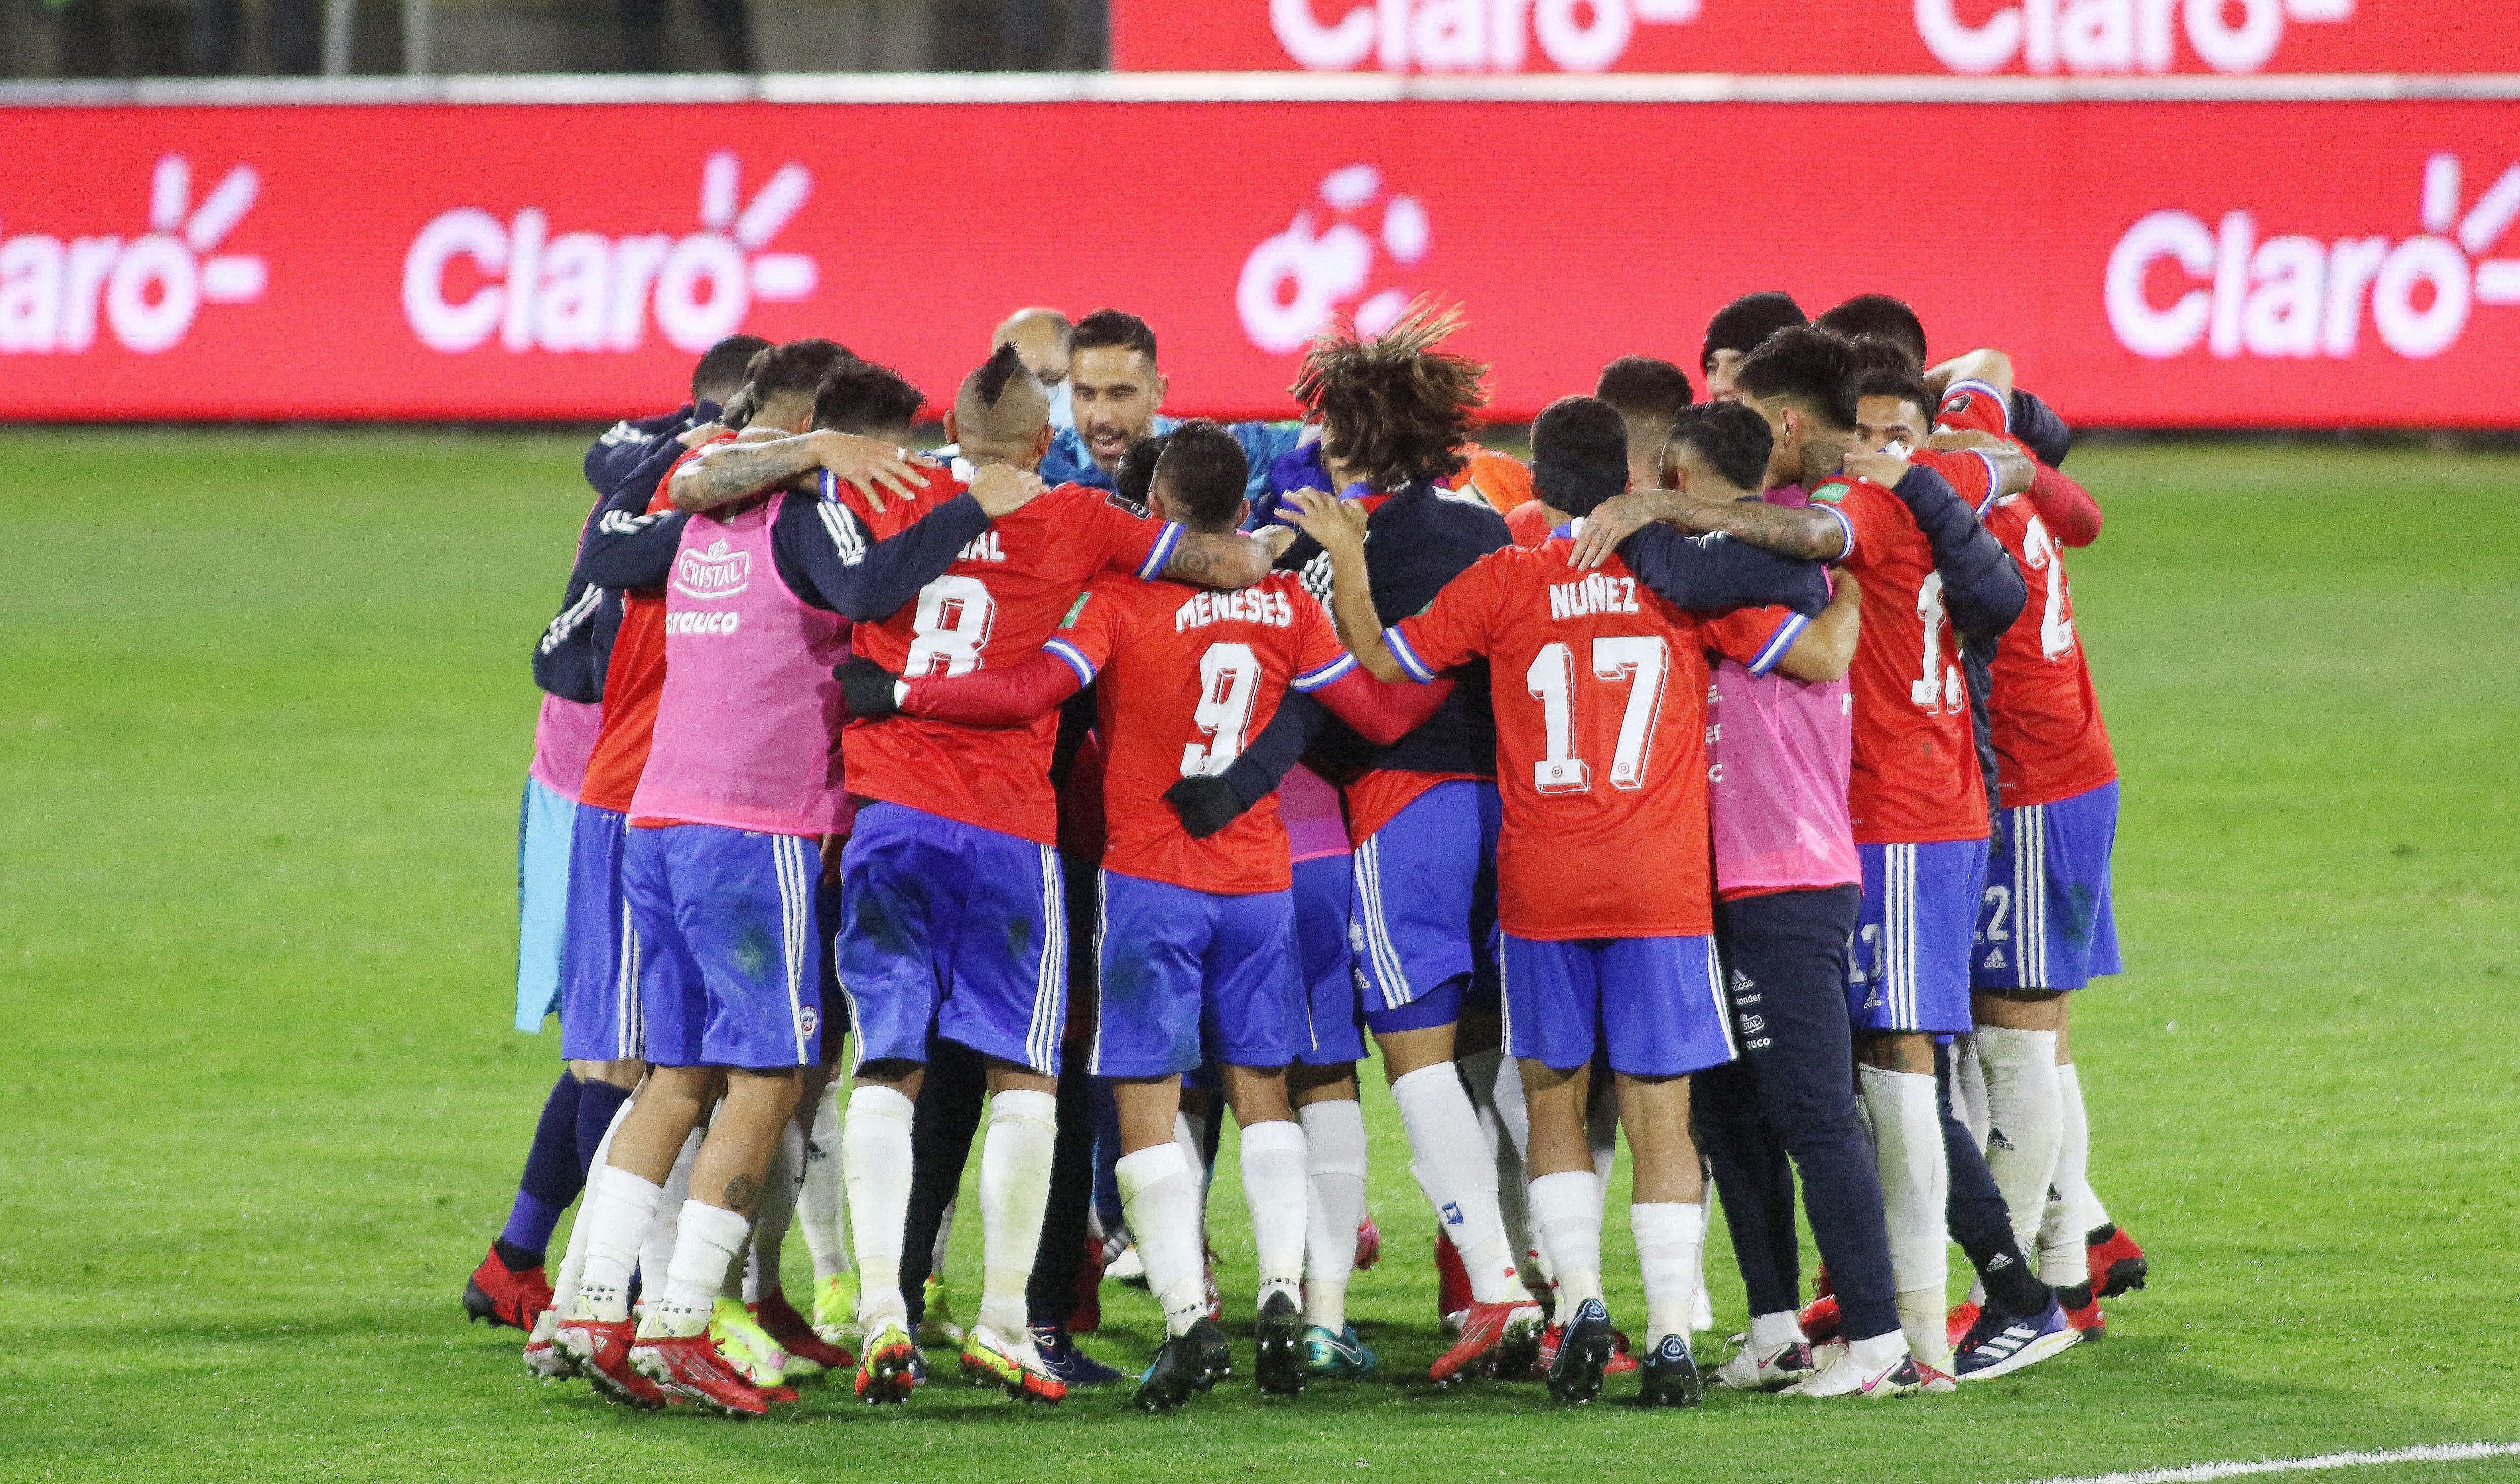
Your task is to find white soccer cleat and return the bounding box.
[1692,1284,1716,1333]
[1710,1338,1817,1392]
[523,1308,573,1378]
[1785,1348,1957,1398]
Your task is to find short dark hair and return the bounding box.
[812,359,925,438]
[1593,356,1694,424]
[730,338,853,426]
[1853,359,1934,426]
[1114,433,1170,516]
[1734,327,1860,433]
[1150,420,1248,533]
[692,334,771,406]
[1814,295,1928,370]
[1667,402,1775,493]
[1291,300,1482,491]
[1702,291,1807,369]
[1070,308,1158,364]
[1529,396,1630,519]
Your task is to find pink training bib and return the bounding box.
[632,493,853,836]
[528,693,603,801]
[1280,763,1351,865]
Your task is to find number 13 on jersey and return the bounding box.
[1526,636,1670,795]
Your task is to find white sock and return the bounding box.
[650,1200,751,1339]
[1238,1118,1309,1305]
[1299,1098,1368,1330]
[842,1084,916,1327]
[1529,1170,1603,1311]
[1976,1026,2063,1257]
[1117,1142,1207,1337]
[973,1089,1057,1342]
[743,1120,804,1302]
[1955,1035,1992,1151]
[551,1092,631,1319]
[2040,1063,2094,1289]
[1392,1063,1518,1304]
[1630,1201,1703,1348]
[1467,1050,1540,1280]
[572,1169,662,1323]
[1691,1171,1714,1329]
[1748,1310,1806,1350]
[800,1081,852,1284]
[639,1131,701,1303]
[1846,1328,1909,1371]
[1860,1064,1949,1365]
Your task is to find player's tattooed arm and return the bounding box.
[670,430,932,514]
[1574,488,1847,567]
[1160,525,1291,590]
[1283,490,1410,683]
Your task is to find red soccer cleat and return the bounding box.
[555,1317,668,1410]
[1604,1327,1638,1376]
[1430,1299,1545,1384]
[633,1332,773,1419]
[1945,1301,1981,1356]
[1797,1293,1844,1345]
[463,1243,553,1332]
[1071,1235,1106,1335]
[752,1290,854,1373]
[1354,1215,1383,1272]
[2064,1294,2107,1341]
[2087,1224,2149,1299]
[1433,1231,1473,1333]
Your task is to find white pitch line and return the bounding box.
[2018,1441,2520,1484]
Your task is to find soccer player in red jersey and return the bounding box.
[1290,397,1830,1409]
[680,347,1283,1404]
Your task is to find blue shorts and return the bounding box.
[1092,871,1306,1078]
[1848,839,1990,1036]
[1499,933,1736,1077]
[1976,781,2121,991]
[1292,854,1365,1066]
[1349,780,1501,1035]
[622,824,824,1070]
[557,802,642,1063]
[836,802,1067,1076]
[515,776,576,1033]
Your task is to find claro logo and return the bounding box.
[1917,0,2356,75]
[402,152,815,355]
[0,154,266,354]
[1239,164,1429,353]
[1270,0,1702,72]
[2106,154,2520,360]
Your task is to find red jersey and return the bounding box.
[578,436,727,812]
[1980,495,2116,807]
[1932,378,2011,441]
[1048,570,1355,895]
[1806,468,1988,845]
[841,473,1180,847]
[1388,533,1716,940]
[1505,499,1553,549]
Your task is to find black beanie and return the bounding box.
[1702,291,1808,367]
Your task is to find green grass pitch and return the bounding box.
[2,430,2516,1483]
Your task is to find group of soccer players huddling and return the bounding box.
[459,288,2151,1419]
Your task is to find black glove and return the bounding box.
[838,655,902,721]
[1165,774,1250,839]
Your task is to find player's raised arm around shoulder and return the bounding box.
[1843,449,2026,642]
[574,462,692,590]
[1619,523,1833,617]
[1282,490,1411,682]
[1925,347,2014,406]
[1568,488,1849,569]
[2024,460,2103,546]
[1928,431,2034,501]
[1776,571,1861,683]
[771,477,991,624]
[2008,388,2075,469]
[669,429,933,514]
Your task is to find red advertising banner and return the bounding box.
[1113,1,2517,77]
[2,99,2516,426]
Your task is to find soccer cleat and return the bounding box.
[1636,1334,1705,1408]
[633,1332,773,1418]
[1433,1232,1473,1335]
[1429,1299,1545,1384]
[918,1275,965,1348]
[2064,1294,2107,1340]
[853,1320,919,1405]
[1546,1298,1616,1405]
[2087,1224,2149,1298]
[961,1325,1068,1405]
[1354,1215,1383,1272]
[811,1271,861,1348]
[1787,1350,1959,1398]
[1031,1324,1123,1387]
[1204,1256,1224,1325]
[463,1242,554,1332]
[1711,1338,1817,1392]
[1953,1300,2081,1381]
[1692,1285,1716,1334]
[1605,1327,1639,1376]
[1072,1235,1107,1335]
[1106,1234,1147,1286]
[1253,1290,1306,1397]
[708,1296,789,1387]
[555,1316,668,1410]
[1303,1323,1378,1378]
[1134,1317,1234,1414]
[1946,1300,1981,1356]
[523,1308,572,1379]
[754,1290,853,1375]
[1796,1293,1844,1345]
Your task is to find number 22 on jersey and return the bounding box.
[1526,636,1669,795]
